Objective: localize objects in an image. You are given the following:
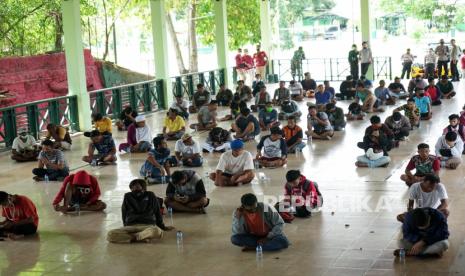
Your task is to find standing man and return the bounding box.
[235,48,246,81]
[424,49,437,78]
[348,44,359,80]
[242,49,254,85]
[435,39,449,77]
[401,49,414,79]
[450,39,461,81]
[360,41,373,78]
[291,46,305,81]
[253,44,268,83]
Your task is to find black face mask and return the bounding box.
[132,190,144,198]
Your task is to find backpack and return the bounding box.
[281,102,295,113]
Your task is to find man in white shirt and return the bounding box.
[131,115,152,153]
[360,41,373,78]
[11,130,40,162]
[171,95,189,120]
[397,174,449,222]
[401,48,414,79]
[289,80,304,101]
[424,48,437,78]
[210,139,255,187]
[435,131,463,169]
[175,133,203,167]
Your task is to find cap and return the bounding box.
[135,115,145,123]
[230,139,244,150]
[182,133,192,141]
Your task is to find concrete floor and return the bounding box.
[1,81,465,275]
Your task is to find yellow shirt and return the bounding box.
[164,116,185,132]
[95,117,112,133]
[46,126,67,140]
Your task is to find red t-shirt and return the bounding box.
[253,51,268,67]
[235,54,243,67]
[461,56,465,69]
[242,55,254,69]
[243,212,270,237]
[2,195,39,227]
[425,86,439,101]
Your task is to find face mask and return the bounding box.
[266,107,273,113]
[419,93,425,97]
[132,190,144,198]
[352,47,356,50]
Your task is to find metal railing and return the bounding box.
[171,69,225,99]
[0,95,79,150]
[89,79,164,119]
[272,57,392,82]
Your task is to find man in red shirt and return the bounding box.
[0,191,38,239]
[242,49,254,85]
[235,48,246,81]
[53,170,107,214]
[253,44,268,83]
[425,77,442,106]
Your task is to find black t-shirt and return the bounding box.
[388,83,406,92]
[301,79,317,91]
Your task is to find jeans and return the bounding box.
[425,63,435,78]
[231,234,289,251]
[350,62,359,80]
[182,156,203,167]
[437,60,448,77]
[450,60,459,80]
[398,238,449,255]
[287,142,306,153]
[357,155,391,168]
[361,63,370,77]
[401,62,412,79]
[32,168,69,180]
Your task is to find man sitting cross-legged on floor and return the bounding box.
[435,131,463,169]
[397,174,449,223]
[401,143,440,187]
[283,116,306,154]
[384,111,411,141]
[52,170,107,214]
[107,179,174,243]
[164,170,209,214]
[163,108,186,141]
[11,129,40,162]
[255,127,288,168]
[190,101,218,131]
[140,136,174,184]
[231,107,260,141]
[32,139,69,181]
[394,208,449,258]
[306,104,334,140]
[210,139,255,187]
[0,191,39,240]
[231,193,289,252]
[174,133,203,167]
[82,130,117,165]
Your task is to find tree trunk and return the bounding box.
[53,12,63,52]
[102,0,110,60]
[187,0,198,72]
[166,13,188,74]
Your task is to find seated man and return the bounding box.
[216,83,234,106]
[32,139,69,181]
[202,127,232,153]
[163,108,186,141]
[251,85,270,112]
[407,75,427,97]
[118,121,137,153]
[165,170,209,213]
[140,136,173,183]
[221,95,247,121]
[325,103,346,131]
[189,83,211,113]
[170,95,189,120]
[279,100,301,121]
[306,104,334,140]
[231,193,289,252]
[11,129,40,162]
[107,179,174,243]
[323,81,336,102]
[236,80,253,101]
[210,139,255,187]
[52,170,106,213]
[82,130,117,165]
[394,98,420,129]
[437,75,456,99]
[259,102,279,131]
[414,89,432,120]
[252,74,265,97]
[337,75,356,100]
[301,72,317,98]
[435,131,463,169]
[394,208,449,258]
[276,170,322,221]
[0,191,38,239]
[355,147,391,168]
[384,111,411,141]
[190,101,217,131]
[91,113,112,134]
[346,102,365,121]
[131,115,152,153]
[397,174,448,222]
[357,115,395,154]
[443,114,465,145]
[314,84,331,109]
[232,108,260,141]
[116,106,137,131]
[424,77,442,106]
[256,127,288,168]
[289,80,304,101]
[174,133,203,167]
[46,123,72,150]
[273,81,290,105]
[401,143,440,186]
[283,116,305,153]
[388,77,408,99]
[375,80,396,106]
[355,82,384,113]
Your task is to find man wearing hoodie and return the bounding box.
[53,170,107,213]
[231,193,289,251]
[435,132,463,169]
[107,179,174,243]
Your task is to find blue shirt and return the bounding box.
[324,87,335,98]
[148,148,171,164]
[92,135,116,155]
[374,87,390,101]
[258,109,278,124]
[315,91,331,105]
[414,96,431,114]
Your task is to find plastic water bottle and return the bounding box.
[75,203,80,216]
[44,174,49,183]
[256,245,263,260]
[168,207,173,226]
[399,248,406,263]
[176,231,183,245]
[295,148,302,158]
[307,136,312,144]
[91,159,97,167]
[417,198,423,208]
[254,159,260,169]
[161,175,166,184]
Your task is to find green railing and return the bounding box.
[0,95,79,150]
[171,69,225,99]
[89,79,164,119]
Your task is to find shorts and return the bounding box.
[420,112,429,119]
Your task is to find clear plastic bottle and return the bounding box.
[91,159,97,167]
[168,207,173,225]
[44,174,49,183]
[161,175,166,184]
[256,245,263,260]
[254,159,260,169]
[399,248,406,263]
[176,231,183,245]
[75,203,80,216]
